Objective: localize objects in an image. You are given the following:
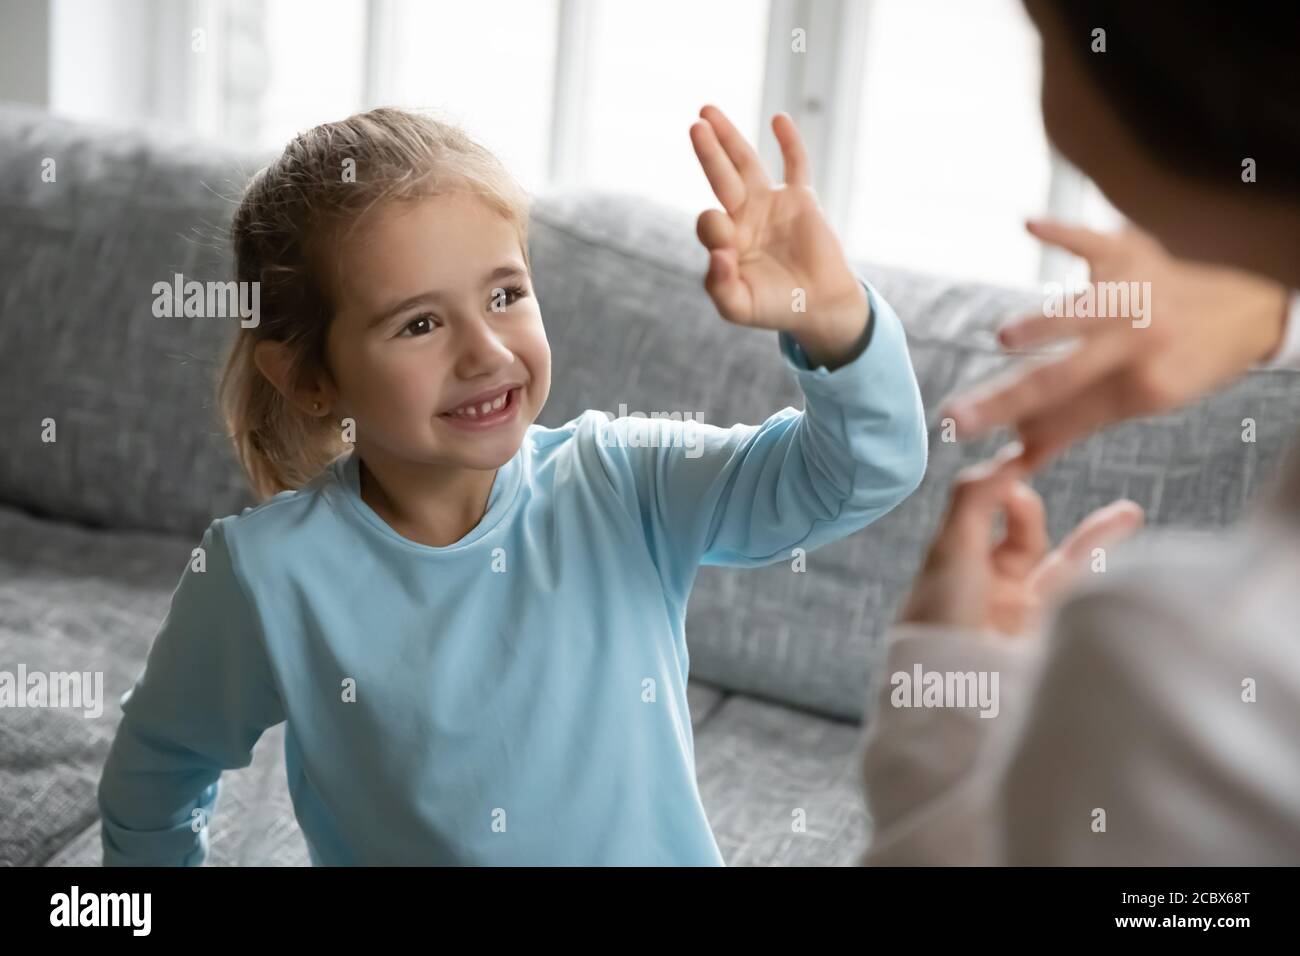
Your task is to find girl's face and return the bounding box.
[321,191,551,472]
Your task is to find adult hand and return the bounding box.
[898,444,1145,637]
[942,221,1289,468]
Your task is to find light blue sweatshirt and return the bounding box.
[98,281,927,866]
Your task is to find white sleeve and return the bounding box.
[1263,290,1300,369]
[856,623,1042,866]
[996,584,1300,865]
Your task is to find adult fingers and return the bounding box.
[1014,370,1157,469]
[997,312,1114,350]
[943,331,1132,439]
[1029,499,1145,600]
[929,443,1029,560]
[1025,218,1114,261]
[992,481,1049,578]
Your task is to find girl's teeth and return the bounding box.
[451,390,510,418]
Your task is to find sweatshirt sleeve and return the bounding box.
[600,279,928,600]
[856,622,1042,866]
[998,585,1300,865]
[97,517,285,866]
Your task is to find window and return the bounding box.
[47,0,1123,289]
[255,0,368,150]
[378,0,560,193]
[578,0,769,214]
[844,0,1051,288]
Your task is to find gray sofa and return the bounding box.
[3,103,1298,866]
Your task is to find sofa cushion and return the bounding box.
[0,502,186,865]
[692,694,870,866]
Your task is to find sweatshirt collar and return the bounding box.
[330,444,525,554]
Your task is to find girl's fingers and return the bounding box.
[696,208,736,252]
[772,112,810,187]
[1025,218,1112,262]
[699,104,770,191]
[704,248,752,323]
[689,121,747,214]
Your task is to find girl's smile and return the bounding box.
[438,384,524,428]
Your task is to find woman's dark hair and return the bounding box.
[1036,0,1300,199]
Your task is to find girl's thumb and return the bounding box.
[705,249,747,321]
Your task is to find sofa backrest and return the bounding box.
[0,104,266,533]
[530,190,1300,721]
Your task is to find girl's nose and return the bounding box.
[452,312,515,377]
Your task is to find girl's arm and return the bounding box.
[592,276,926,599]
[586,105,928,597]
[97,517,285,866]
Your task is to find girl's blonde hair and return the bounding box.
[218,107,533,501]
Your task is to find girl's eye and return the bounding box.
[395,285,527,338]
[398,313,439,338]
[495,284,529,309]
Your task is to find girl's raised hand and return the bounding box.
[690,105,869,369]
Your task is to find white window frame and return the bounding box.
[1041,150,1090,282]
[363,0,399,110]
[545,0,597,188]
[758,0,871,237]
[60,0,1089,286]
[525,0,873,225]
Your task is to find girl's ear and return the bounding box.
[253,339,332,418]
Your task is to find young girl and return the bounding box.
[97,105,927,866]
